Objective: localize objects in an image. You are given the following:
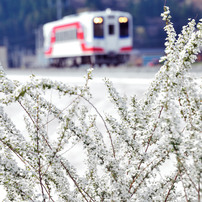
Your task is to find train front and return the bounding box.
[90,9,133,66]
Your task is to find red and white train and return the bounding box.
[43,9,133,67]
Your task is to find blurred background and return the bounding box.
[0,0,201,68]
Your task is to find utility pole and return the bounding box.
[57,0,62,19]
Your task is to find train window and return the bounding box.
[93,17,104,38]
[109,24,114,35]
[55,28,77,42]
[119,17,129,38]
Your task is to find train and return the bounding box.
[43,9,133,67]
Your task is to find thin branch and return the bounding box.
[0,139,54,202]
[43,95,80,127]
[18,100,36,126]
[198,172,201,202]
[18,99,54,201]
[129,156,166,196]
[43,67,91,127]
[129,160,154,192]
[18,100,53,150]
[2,70,96,201]
[179,171,189,202]
[158,106,164,119]
[80,95,116,158]
[36,94,46,201]
[130,171,149,197]
[177,157,198,192]
[164,171,179,201]
[18,100,93,201]
[60,161,94,202]
[137,106,164,170]
[15,183,35,202]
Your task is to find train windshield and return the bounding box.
[119,17,129,38]
[93,17,104,38]
[109,24,115,35]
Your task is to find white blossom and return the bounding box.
[0,7,201,201]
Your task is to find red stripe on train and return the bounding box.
[120,46,133,52]
[45,22,104,56]
[81,43,104,52]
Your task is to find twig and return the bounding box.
[177,157,198,192]
[80,95,116,158]
[138,106,164,170]
[36,94,46,201]
[60,161,95,202]
[0,139,54,202]
[129,161,153,193]
[43,95,80,127]
[129,157,165,196]
[15,183,35,202]
[179,170,189,202]
[164,171,179,201]
[18,100,53,150]
[19,99,93,201]
[198,173,201,202]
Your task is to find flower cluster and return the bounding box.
[0,7,201,202]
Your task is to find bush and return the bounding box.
[0,7,201,201]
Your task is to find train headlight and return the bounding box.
[93,17,103,24]
[119,17,128,23]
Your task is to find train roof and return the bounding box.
[63,9,131,19]
[44,9,131,25]
[43,9,132,33]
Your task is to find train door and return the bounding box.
[105,17,118,53]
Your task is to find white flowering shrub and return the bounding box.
[0,7,201,202]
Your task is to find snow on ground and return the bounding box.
[0,65,201,200]
[6,66,157,97]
